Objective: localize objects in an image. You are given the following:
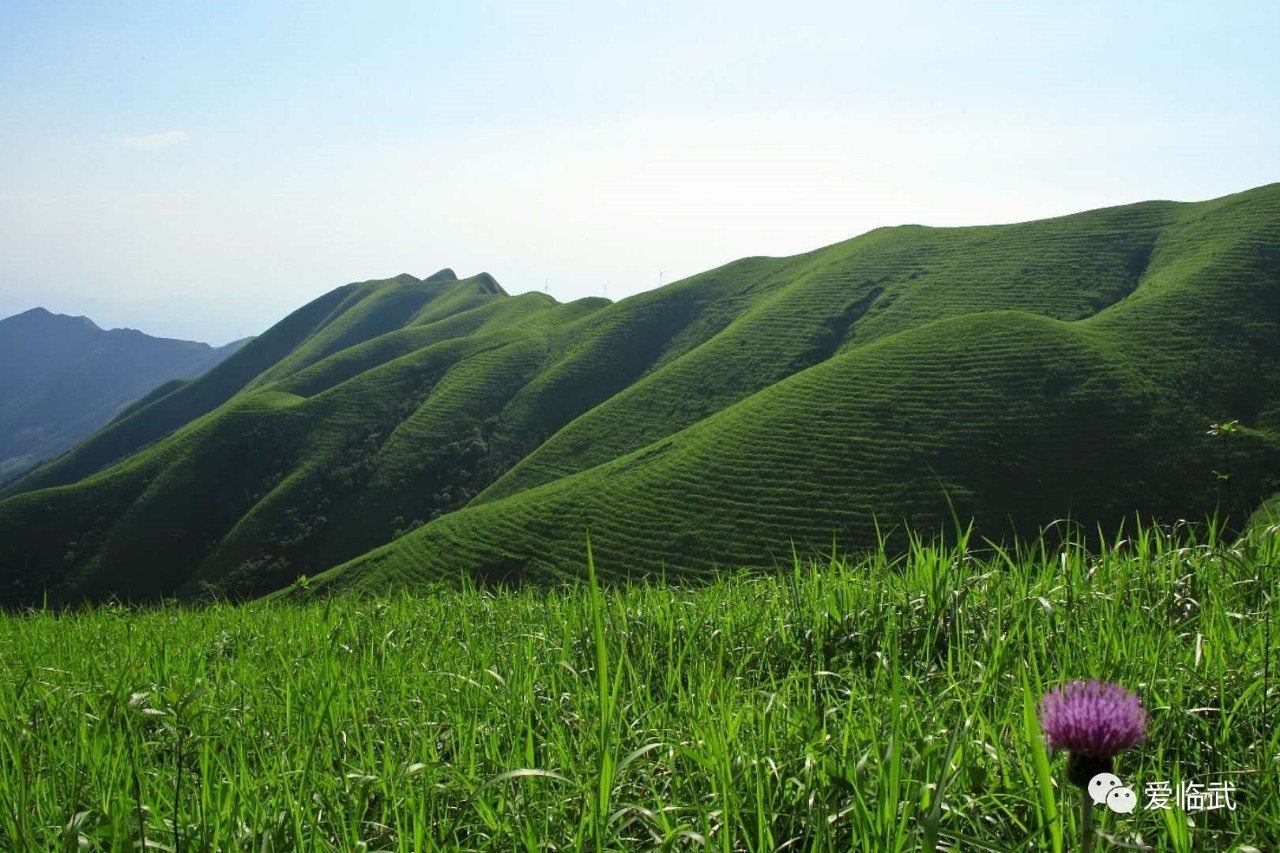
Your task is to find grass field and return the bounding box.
[3,520,1277,851]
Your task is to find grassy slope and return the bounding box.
[477,199,1174,503]
[2,186,1279,603]
[324,184,1280,591]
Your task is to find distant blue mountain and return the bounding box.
[0,308,249,478]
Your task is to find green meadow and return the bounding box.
[3,521,1277,851]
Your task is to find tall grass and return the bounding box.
[1,520,1277,850]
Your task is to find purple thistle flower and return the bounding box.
[1042,680,1147,851]
[1040,679,1147,758]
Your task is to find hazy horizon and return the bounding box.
[3,0,1278,345]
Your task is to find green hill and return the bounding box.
[0,309,249,481]
[2,185,1278,605]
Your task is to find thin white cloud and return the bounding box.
[121,131,190,152]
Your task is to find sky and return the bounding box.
[1,1,1277,345]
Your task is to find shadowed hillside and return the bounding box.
[0,309,248,480]
[2,185,1278,605]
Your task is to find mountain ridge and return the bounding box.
[1,184,1277,605]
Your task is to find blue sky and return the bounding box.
[1,1,1277,344]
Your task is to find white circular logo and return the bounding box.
[1106,786,1138,814]
[1088,773,1122,805]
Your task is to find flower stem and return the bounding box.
[1080,790,1095,853]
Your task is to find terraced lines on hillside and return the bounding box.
[477,203,1181,507]
[323,311,1173,590]
[243,277,454,390]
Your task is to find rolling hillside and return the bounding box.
[0,309,248,480]
[2,185,1278,605]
